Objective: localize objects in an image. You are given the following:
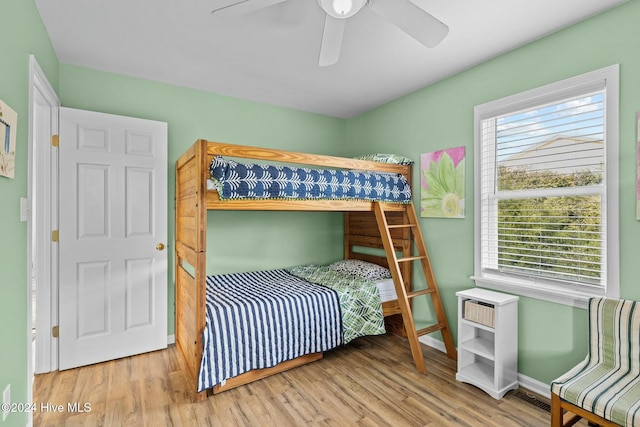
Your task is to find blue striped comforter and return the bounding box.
[197,269,343,392]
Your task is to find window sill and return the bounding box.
[470,275,600,309]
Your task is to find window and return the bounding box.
[473,65,619,308]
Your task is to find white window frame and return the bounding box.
[472,65,620,309]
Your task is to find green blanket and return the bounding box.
[286,264,386,343]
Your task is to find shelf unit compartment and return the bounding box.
[457,357,495,384]
[459,329,495,360]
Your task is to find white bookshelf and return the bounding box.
[455,288,519,399]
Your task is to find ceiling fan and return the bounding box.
[212,0,449,66]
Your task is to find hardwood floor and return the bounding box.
[34,334,554,426]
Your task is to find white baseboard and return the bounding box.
[419,335,446,353]
[419,336,551,399]
[517,373,551,399]
[167,334,175,345]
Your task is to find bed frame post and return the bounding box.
[175,139,209,401]
[194,140,208,401]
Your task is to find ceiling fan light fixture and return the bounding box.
[318,0,366,19]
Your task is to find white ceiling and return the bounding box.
[35,0,626,119]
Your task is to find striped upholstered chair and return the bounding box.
[551,297,640,427]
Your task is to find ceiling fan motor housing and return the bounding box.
[318,0,367,19]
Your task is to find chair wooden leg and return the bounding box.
[551,392,621,427]
[551,392,564,427]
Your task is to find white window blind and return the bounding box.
[474,65,619,307]
[482,92,606,289]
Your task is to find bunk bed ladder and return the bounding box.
[373,202,457,374]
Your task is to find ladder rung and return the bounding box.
[397,255,427,263]
[416,323,445,337]
[387,224,416,229]
[407,288,435,299]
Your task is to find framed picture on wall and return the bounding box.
[0,99,17,179]
[420,146,465,218]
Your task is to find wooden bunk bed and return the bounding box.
[175,139,456,401]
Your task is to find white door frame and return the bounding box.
[27,54,60,392]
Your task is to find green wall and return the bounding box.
[0,1,59,426]
[347,0,639,384]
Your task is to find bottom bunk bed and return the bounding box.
[176,243,408,400]
[197,261,398,394]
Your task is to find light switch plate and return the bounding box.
[20,197,28,222]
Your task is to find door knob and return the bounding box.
[156,243,165,251]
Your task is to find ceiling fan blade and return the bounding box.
[368,0,449,48]
[318,15,346,67]
[212,0,289,17]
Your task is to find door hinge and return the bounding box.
[51,230,59,242]
[52,325,59,338]
[51,134,59,147]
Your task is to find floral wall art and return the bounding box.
[420,146,465,218]
[0,99,17,179]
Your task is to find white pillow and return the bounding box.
[329,259,391,281]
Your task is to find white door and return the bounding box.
[58,107,167,370]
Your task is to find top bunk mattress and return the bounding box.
[209,156,412,203]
